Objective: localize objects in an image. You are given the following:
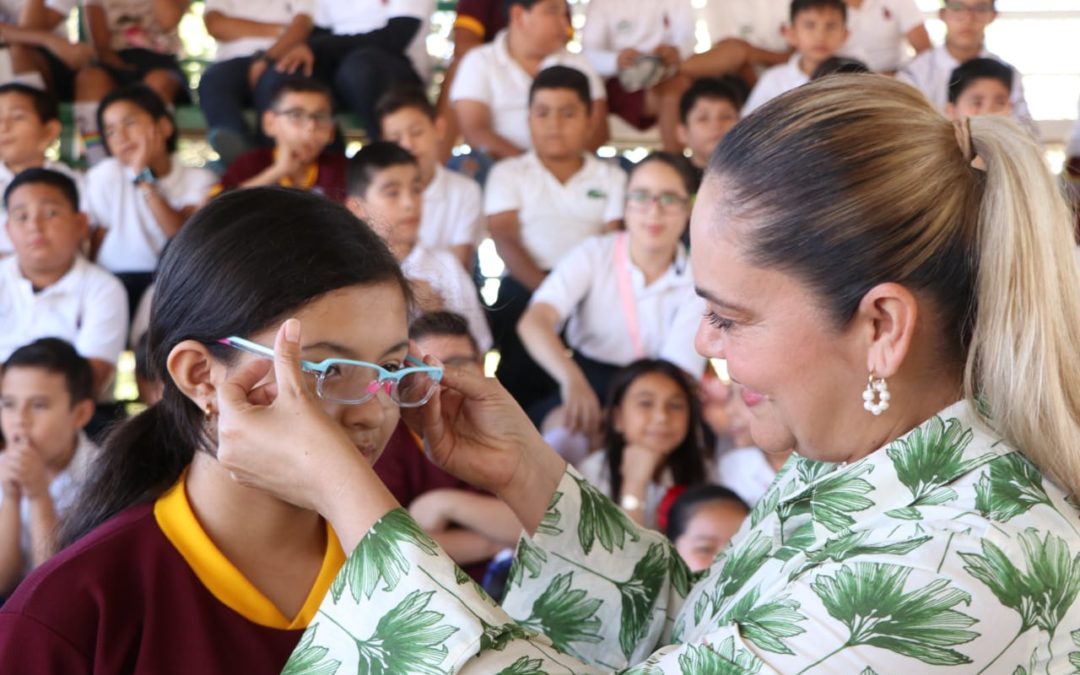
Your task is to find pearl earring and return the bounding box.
[862,375,890,416]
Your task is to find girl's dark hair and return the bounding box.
[629,152,699,197]
[665,484,749,542]
[61,187,409,545]
[601,359,707,501]
[96,84,179,155]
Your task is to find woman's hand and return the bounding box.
[401,357,567,533]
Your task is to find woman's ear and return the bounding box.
[856,282,919,379]
[166,340,224,410]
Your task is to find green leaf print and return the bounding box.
[507,537,548,590]
[773,521,815,562]
[573,475,641,555]
[537,491,564,537]
[281,624,341,675]
[479,620,534,653]
[789,531,932,580]
[717,586,807,655]
[676,638,764,675]
[521,572,604,659]
[778,463,875,534]
[974,453,1077,533]
[496,656,547,675]
[959,528,1080,672]
[668,545,692,598]
[860,669,879,675]
[1069,629,1080,671]
[885,416,991,520]
[617,543,669,658]
[330,508,439,604]
[352,590,458,675]
[806,562,978,671]
[699,530,773,623]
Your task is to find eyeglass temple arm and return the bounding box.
[222,337,435,372]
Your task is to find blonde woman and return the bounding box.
[197,75,1080,672]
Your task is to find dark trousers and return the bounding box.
[198,56,294,147]
[488,275,557,416]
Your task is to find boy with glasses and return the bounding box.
[898,0,1031,124]
[210,77,346,202]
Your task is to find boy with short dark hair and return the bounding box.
[211,76,346,202]
[676,77,745,189]
[742,0,849,115]
[344,142,492,352]
[898,0,1030,123]
[0,83,84,257]
[484,65,625,410]
[946,57,1014,119]
[0,337,98,594]
[0,168,128,398]
[375,87,484,270]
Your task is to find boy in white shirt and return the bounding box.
[449,0,609,160]
[375,87,484,271]
[580,0,696,152]
[837,0,930,74]
[485,65,626,410]
[742,0,849,116]
[897,0,1031,124]
[0,83,83,257]
[0,169,128,398]
[344,141,492,353]
[0,338,98,595]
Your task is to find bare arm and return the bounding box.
[412,489,523,546]
[434,27,484,160]
[0,482,24,594]
[587,99,610,152]
[453,100,525,161]
[0,23,93,69]
[487,211,546,290]
[88,358,115,399]
[140,183,194,239]
[906,24,932,54]
[84,4,118,62]
[202,10,284,41]
[152,0,190,33]
[428,529,504,565]
[18,0,63,29]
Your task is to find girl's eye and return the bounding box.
[705,311,734,331]
[381,362,404,373]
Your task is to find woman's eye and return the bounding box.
[705,311,734,331]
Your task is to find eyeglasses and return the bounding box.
[273,107,335,128]
[218,336,443,408]
[626,189,690,213]
[943,2,995,17]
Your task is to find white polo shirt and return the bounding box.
[581,0,696,78]
[715,445,777,508]
[0,254,129,364]
[84,0,182,54]
[837,0,925,73]
[449,30,608,152]
[484,152,625,271]
[742,53,810,116]
[205,0,315,62]
[314,0,435,81]
[85,156,216,274]
[420,165,484,251]
[530,231,706,377]
[897,45,1032,123]
[703,0,789,53]
[401,246,492,353]
[0,160,86,258]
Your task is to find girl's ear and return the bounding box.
[157,116,175,148]
[166,340,225,411]
[41,119,62,149]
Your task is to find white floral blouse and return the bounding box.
[284,401,1080,674]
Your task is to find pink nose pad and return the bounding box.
[366,381,393,395]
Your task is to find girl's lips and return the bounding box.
[741,388,766,408]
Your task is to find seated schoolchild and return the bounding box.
[837,0,930,74]
[575,359,709,529]
[376,87,484,270]
[375,311,522,581]
[741,0,849,116]
[0,338,98,594]
[0,187,430,671]
[675,77,744,191]
[345,141,492,352]
[0,0,89,98]
[580,0,696,151]
[518,152,705,438]
[485,65,625,411]
[450,0,609,159]
[665,484,749,572]
[73,0,192,164]
[898,0,1032,124]
[0,168,128,398]
[199,0,317,164]
[85,85,216,315]
[945,57,1015,120]
[0,83,84,257]
[211,77,346,202]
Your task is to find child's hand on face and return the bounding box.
[272,144,307,178]
[130,123,167,174]
[0,452,21,496]
[4,436,49,501]
[621,442,669,489]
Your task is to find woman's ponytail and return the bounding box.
[965,114,1080,497]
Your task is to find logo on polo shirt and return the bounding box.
[586,188,607,199]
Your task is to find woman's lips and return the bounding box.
[741,388,766,408]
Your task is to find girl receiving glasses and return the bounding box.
[0,188,439,673]
[517,152,707,462]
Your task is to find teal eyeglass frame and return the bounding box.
[217,335,444,407]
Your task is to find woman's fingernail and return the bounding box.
[284,319,300,343]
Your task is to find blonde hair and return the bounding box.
[709,74,1080,496]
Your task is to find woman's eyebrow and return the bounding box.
[694,286,751,314]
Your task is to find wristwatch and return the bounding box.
[133,167,156,186]
[620,494,644,511]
